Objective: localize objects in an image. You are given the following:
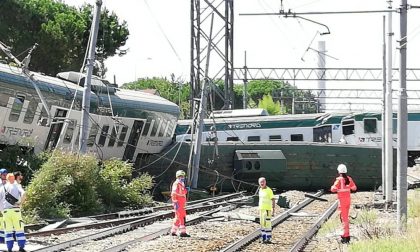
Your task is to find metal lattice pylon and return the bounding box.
[190,0,234,116]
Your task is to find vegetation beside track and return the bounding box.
[22,151,153,221]
[349,189,420,252]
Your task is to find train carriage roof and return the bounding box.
[0,63,180,117]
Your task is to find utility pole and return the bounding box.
[397,0,408,231]
[381,15,387,199]
[243,51,248,109]
[385,0,394,205]
[190,14,214,188]
[317,41,326,112]
[79,0,102,154]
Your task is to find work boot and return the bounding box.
[19,248,27,252]
[180,233,191,237]
[171,232,177,236]
[341,236,350,244]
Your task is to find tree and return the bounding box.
[0,0,129,76]
[257,94,283,115]
[247,80,282,102]
[211,81,244,110]
[246,80,318,114]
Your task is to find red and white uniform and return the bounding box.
[331,176,357,238]
[171,179,187,234]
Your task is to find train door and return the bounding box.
[44,109,67,150]
[123,120,144,161]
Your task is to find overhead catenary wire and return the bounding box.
[143,0,183,63]
[72,113,260,189]
[240,9,397,16]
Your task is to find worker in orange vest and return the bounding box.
[170,170,190,237]
[331,164,357,244]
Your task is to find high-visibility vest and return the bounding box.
[171,180,187,204]
[331,176,357,199]
[259,187,274,210]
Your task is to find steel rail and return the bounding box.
[27,192,244,237]
[219,191,324,252]
[289,201,338,252]
[101,204,238,252]
[32,196,248,252]
[71,191,244,221]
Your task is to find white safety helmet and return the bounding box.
[176,170,186,178]
[337,164,347,174]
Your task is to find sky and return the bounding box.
[64,0,420,110]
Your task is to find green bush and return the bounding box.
[23,151,154,219]
[23,151,102,218]
[97,159,153,211]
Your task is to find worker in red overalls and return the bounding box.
[331,164,357,244]
[170,170,190,237]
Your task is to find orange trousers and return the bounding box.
[171,203,186,234]
[338,197,351,238]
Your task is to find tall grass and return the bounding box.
[350,219,420,252]
[350,189,420,252]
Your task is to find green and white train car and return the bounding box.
[176,109,420,165]
[341,112,420,166]
[0,63,180,161]
[176,109,346,144]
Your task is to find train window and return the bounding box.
[269,135,282,141]
[98,125,109,146]
[342,120,355,135]
[164,122,171,137]
[108,126,119,147]
[150,119,160,136]
[166,121,175,137]
[117,125,128,146]
[364,118,377,133]
[313,126,332,143]
[0,87,13,107]
[392,118,397,134]
[142,119,151,136]
[23,99,37,124]
[248,136,260,142]
[87,124,99,147]
[158,120,166,137]
[291,134,303,141]
[9,95,25,122]
[227,136,239,141]
[63,120,76,144]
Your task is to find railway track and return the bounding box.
[220,191,337,252]
[27,192,244,237]
[29,193,250,251]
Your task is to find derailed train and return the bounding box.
[175,109,420,166]
[0,62,180,161]
[140,109,416,192]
